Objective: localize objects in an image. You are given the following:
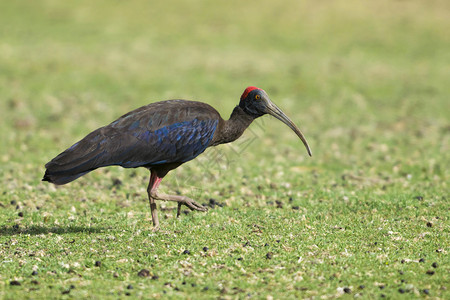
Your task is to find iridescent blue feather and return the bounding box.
[43,100,221,184]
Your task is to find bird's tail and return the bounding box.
[42,169,90,185]
[42,132,107,185]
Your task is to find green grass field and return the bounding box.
[1,0,449,298]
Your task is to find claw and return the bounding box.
[183,199,207,212]
[176,200,206,218]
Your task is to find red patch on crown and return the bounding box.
[240,86,262,101]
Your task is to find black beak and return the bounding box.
[265,99,312,156]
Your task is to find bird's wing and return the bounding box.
[104,117,219,168]
[44,100,220,183]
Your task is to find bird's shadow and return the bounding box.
[0,225,106,236]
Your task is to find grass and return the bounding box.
[0,0,449,298]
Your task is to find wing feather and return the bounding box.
[43,100,220,184]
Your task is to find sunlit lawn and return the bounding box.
[0,0,448,298]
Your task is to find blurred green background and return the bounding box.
[0,0,448,298]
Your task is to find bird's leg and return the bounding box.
[177,203,182,218]
[147,170,207,228]
[147,171,163,229]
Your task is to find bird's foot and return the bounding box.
[177,199,207,217]
[151,192,207,219]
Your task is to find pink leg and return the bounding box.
[147,171,162,229]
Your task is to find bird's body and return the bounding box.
[43,87,311,229]
[45,100,220,183]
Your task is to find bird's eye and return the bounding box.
[255,95,261,100]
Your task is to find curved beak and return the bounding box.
[265,100,312,156]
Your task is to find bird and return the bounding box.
[43,87,312,229]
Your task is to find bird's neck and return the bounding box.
[214,106,255,145]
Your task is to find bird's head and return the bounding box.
[239,86,312,156]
